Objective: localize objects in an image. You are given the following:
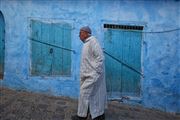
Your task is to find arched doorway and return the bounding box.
[0,11,5,79]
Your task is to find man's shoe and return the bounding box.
[71,115,87,120]
[93,114,105,120]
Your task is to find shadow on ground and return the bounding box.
[0,87,179,120]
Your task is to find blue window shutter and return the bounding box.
[62,24,71,75]
[31,20,71,76]
[31,20,42,75]
[51,23,71,76]
[52,23,64,75]
[41,22,53,75]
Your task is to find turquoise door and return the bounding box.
[30,20,71,76]
[104,28,142,97]
[0,11,5,79]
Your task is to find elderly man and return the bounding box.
[71,26,107,120]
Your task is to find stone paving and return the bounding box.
[0,87,179,120]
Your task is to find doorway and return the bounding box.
[0,11,5,79]
[104,24,143,98]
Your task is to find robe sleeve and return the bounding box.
[92,40,104,74]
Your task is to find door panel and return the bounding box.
[104,29,142,97]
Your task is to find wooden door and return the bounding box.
[104,28,142,97]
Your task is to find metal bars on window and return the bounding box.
[104,24,143,30]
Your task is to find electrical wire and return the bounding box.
[109,28,180,34]
[142,28,180,33]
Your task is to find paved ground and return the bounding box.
[0,87,179,120]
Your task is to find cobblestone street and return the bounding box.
[0,87,179,120]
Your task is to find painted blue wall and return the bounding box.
[0,0,179,113]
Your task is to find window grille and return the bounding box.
[104,24,143,30]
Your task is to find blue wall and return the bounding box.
[0,0,179,113]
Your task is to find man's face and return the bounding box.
[79,30,88,42]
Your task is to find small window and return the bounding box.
[30,20,72,76]
[104,24,143,30]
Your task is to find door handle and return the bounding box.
[49,48,53,54]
